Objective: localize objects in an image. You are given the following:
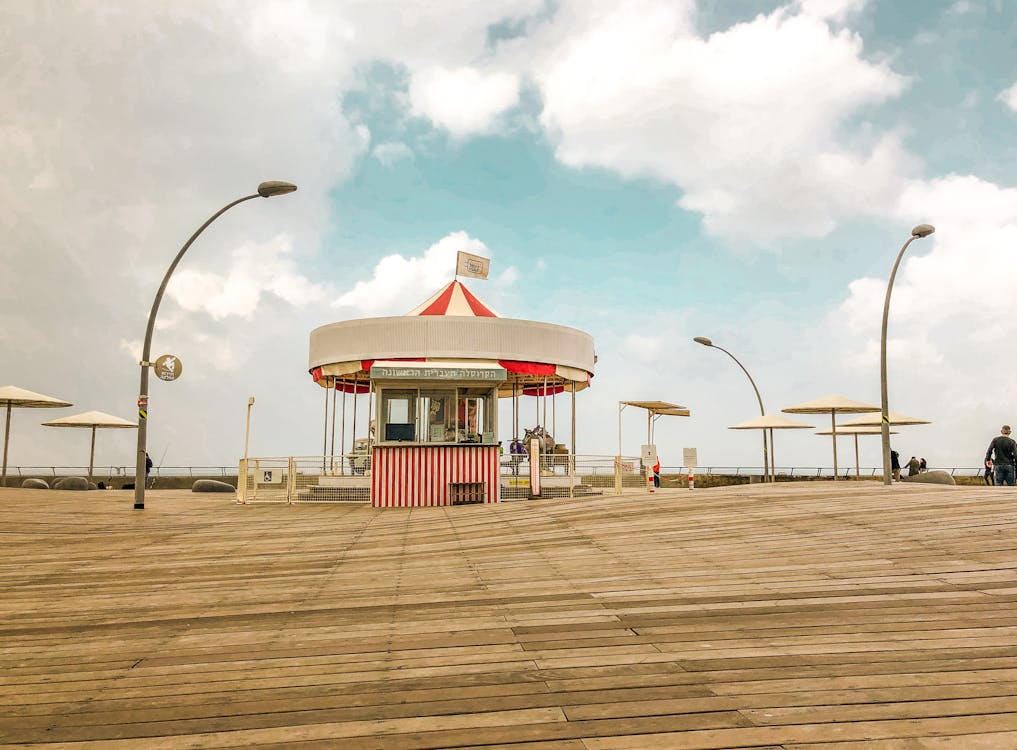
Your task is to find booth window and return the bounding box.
[382,389,417,442]
[419,389,455,443]
[378,386,496,444]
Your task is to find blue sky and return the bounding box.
[3,0,1017,473]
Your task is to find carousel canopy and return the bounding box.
[309,280,595,395]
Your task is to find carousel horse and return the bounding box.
[523,426,554,454]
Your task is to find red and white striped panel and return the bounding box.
[371,446,500,508]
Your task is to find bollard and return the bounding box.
[688,470,695,489]
[646,470,655,494]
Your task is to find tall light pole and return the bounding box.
[880,224,935,486]
[694,336,770,482]
[134,181,297,510]
[244,396,255,462]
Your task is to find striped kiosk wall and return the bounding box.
[371,446,500,508]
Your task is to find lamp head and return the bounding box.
[693,336,713,347]
[257,181,298,197]
[911,224,935,238]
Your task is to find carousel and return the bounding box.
[308,279,595,507]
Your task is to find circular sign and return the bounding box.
[154,354,183,382]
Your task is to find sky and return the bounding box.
[2,0,1016,474]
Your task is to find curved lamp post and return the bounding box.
[694,336,770,482]
[879,224,935,486]
[134,181,297,509]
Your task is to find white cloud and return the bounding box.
[522,0,910,240]
[167,235,327,320]
[409,66,521,137]
[796,0,868,22]
[333,231,495,316]
[372,142,414,167]
[999,80,1017,113]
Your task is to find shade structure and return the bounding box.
[0,386,72,486]
[783,395,880,480]
[42,411,137,483]
[618,400,691,456]
[840,411,931,427]
[816,425,899,478]
[729,415,815,478]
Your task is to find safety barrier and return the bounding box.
[237,455,372,504]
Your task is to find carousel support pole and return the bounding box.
[352,375,359,463]
[570,379,576,500]
[542,376,548,459]
[330,378,337,473]
[340,386,347,475]
[322,380,328,473]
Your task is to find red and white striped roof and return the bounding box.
[406,280,498,317]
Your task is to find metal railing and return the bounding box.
[3,461,991,491]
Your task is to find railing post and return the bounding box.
[287,457,297,504]
[237,459,247,504]
[614,455,622,495]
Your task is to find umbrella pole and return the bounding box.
[854,434,860,480]
[831,411,839,481]
[2,402,10,487]
[764,427,772,480]
[89,426,96,485]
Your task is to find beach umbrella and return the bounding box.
[1,386,72,486]
[729,414,815,478]
[42,411,137,484]
[783,395,880,480]
[839,412,931,427]
[816,425,899,478]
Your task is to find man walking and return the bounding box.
[985,425,1017,487]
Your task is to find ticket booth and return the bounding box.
[369,361,505,507]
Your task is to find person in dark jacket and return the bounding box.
[986,425,1017,486]
[891,450,901,481]
[984,459,995,486]
[907,456,920,477]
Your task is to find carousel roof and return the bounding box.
[406,280,498,317]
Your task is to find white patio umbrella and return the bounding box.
[816,425,899,478]
[1,386,72,486]
[783,395,881,481]
[42,411,137,484]
[729,414,815,479]
[839,411,931,428]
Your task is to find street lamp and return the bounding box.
[879,223,935,486]
[694,336,771,482]
[133,181,297,509]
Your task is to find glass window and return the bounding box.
[456,387,495,443]
[419,389,455,443]
[381,389,416,442]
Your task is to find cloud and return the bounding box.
[999,80,1017,113]
[372,142,414,167]
[332,231,496,316]
[409,66,521,137]
[167,235,328,320]
[518,0,910,240]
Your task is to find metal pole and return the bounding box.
[570,379,576,500]
[710,343,769,482]
[854,434,860,479]
[322,381,328,473]
[330,378,337,472]
[881,228,933,485]
[340,386,346,475]
[244,396,254,463]
[88,425,96,484]
[134,190,274,510]
[831,411,838,480]
[2,403,10,487]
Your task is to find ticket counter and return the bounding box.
[369,362,505,507]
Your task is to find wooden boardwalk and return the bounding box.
[1,482,1016,749]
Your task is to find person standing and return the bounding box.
[985,425,1017,487]
[653,456,661,488]
[907,456,920,477]
[891,450,901,482]
[984,459,995,486]
[145,452,153,487]
[919,457,927,472]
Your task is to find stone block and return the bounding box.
[192,479,236,493]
